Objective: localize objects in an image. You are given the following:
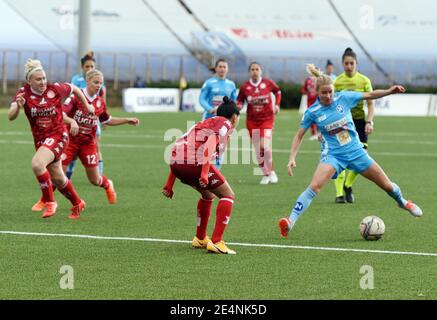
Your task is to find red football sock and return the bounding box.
[36,171,54,203]
[211,196,234,244]
[196,197,214,240]
[58,179,81,206]
[99,175,110,189]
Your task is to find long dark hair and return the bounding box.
[217,96,240,119]
[81,51,96,67]
[342,47,357,62]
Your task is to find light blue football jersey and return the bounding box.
[71,73,105,91]
[71,74,87,89]
[199,77,237,120]
[300,91,365,159]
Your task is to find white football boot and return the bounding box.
[260,175,271,185]
[269,171,278,184]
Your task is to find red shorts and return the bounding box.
[170,163,226,191]
[246,119,274,139]
[62,141,99,168]
[35,131,69,163]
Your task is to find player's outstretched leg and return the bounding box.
[279,187,317,237]
[388,183,423,217]
[360,162,423,217]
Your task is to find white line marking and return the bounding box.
[3,130,437,145]
[1,139,437,158]
[1,231,437,257]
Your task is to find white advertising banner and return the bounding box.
[123,88,180,113]
[374,94,433,117]
[181,89,203,113]
[299,94,436,117]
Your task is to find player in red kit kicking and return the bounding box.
[162,97,240,254]
[237,62,281,185]
[32,70,140,210]
[8,59,93,219]
[300,74,319,140]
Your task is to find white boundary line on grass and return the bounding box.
[2,139,437,158]
[1,230,437,257]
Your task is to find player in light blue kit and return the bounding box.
[67,51,105,178]
[279,64,423,237]
[199,59,237,170]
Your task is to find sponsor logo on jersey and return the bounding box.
[74,109,98,127]
[325,118,348,135]
[317,115,327,122]
[40,98,47,105]
[31,106,56,117]
[47,90,55,99]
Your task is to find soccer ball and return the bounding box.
[359,216,385,241]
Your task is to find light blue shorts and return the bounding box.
[321,149,374,179]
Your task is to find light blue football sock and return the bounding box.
[289,187,318,224]
[98,160,104,175]
[387,182,407,208]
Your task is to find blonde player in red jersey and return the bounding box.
[8,59,93,219]
[62,69,139,204]
[162,97,240,254]
[237,62,281,184]
[32,70,140,209]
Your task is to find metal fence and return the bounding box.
[2,49,437,94]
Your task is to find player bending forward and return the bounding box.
[162,97,240,254]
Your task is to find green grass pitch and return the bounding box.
[0,108,436,299]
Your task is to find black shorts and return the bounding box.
[353,119,368,148]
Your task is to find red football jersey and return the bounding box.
[171,117,233,165]
[12,83,72,143]
[301,77,318,106]
[237,78,281,122]
[65,89,111,145]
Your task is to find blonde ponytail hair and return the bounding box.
[85,69,103,81]
[306,64,332,91]
[25,59,44,81]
